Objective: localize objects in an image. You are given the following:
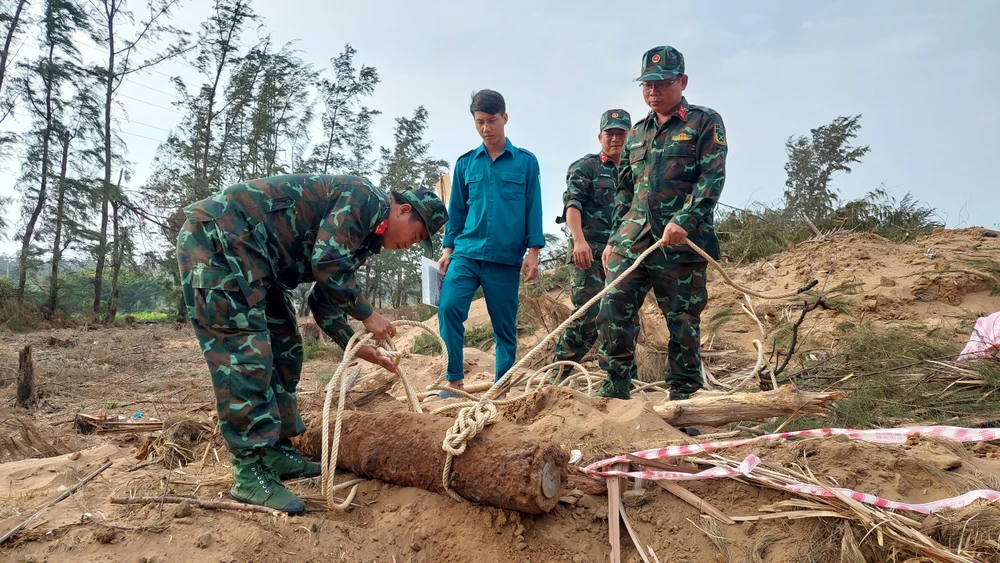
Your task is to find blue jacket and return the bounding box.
[443,138,545,266]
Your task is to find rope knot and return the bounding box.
[442,401,498,457]
[376,347,404,365]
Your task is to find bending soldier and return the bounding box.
[177,174,447,513]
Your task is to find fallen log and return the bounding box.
[652,385,844,427]
[290,409,567,514]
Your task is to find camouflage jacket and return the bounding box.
[558,152,620,254]
[611,97,727,262]
[181,174,389,347]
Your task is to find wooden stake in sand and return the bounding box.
[16,345,36,409]
[607,462,627,563]
[0,459,113,545]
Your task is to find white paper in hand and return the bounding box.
[420,256,444,307]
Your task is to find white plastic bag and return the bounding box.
[958,311,1000,360]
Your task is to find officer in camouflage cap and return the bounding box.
[177,174,447,513]
[594,46,727,401]
[550,109,632,374]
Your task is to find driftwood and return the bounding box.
[652,385,844,427]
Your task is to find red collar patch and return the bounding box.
[678,105,687,121]
[600,153,610,164]
[374,219,388,235]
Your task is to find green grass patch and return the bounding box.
[412,333,442,355]
[465,324,494,350]
[784,322,1000,428]
[822,296,854,315]
[130,311,172,323]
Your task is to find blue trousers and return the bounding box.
[438,256,521,382]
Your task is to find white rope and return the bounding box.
[319,320,444,510]
[318,237,819,507]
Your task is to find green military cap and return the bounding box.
[636,45,685,82]
[600,109,631,132]
[396,187,449,255]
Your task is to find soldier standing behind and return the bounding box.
[593,46,727,401]
[550,109,632,377]
[177,174,448,513]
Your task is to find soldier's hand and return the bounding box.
[573,240,593,269]
[601,245,613,276]
[662,222,688,246]
[437,248,452,275]
[354,345,400,375]
[362,312,396,340]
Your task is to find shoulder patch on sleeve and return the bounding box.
[713,124,726,146]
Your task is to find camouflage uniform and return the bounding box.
[596,46,727,399]
[552,109,632,368]
[177,174,447,453]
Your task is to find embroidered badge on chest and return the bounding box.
[672,132,693,142]
[374,220,388,235]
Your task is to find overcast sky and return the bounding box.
[1,0,997,258]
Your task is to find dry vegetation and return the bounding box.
[0,228,998,562]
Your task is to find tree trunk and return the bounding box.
[46,134,73,317]
[322,100,340,173]
[104,170,125,325]
[17,43,57,300]
[292,409,567,514]
[0,0,28,93]
[93,0,124,322]
[171,266,186,322]
[93,9,116,319]
[16,345,36,409]
[651,385,844,427]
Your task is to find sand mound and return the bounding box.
[653,227,1000,355]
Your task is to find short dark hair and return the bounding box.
[469,89,506,116]
[391,191,425,223]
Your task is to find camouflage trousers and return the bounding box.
[552,247,605,367]
[596,245,708,394]
[177,218,306,454]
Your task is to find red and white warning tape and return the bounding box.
[582,426,1000,514]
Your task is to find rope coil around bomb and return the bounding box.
[319,237,818,508]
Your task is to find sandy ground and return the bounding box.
[0,227,999,562]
